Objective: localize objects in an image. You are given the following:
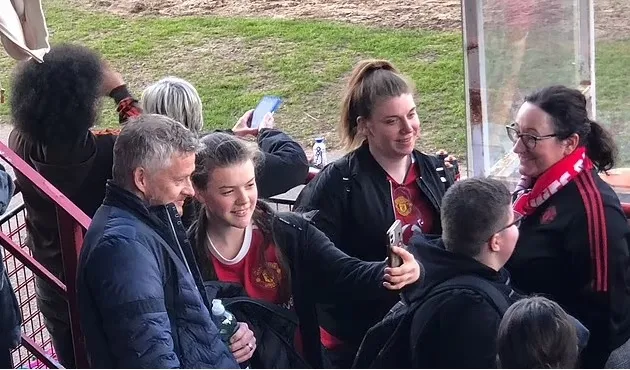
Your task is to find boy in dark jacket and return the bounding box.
[77,115,239,368]
[405,178,520,368]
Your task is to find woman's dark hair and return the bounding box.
[525,85,617,172]
[10,43,104,145]
[340,59,414,152]
[497,296,578,368]
[191,132,292,301]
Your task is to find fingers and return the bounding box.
[232,339,256,364]
[383,246,421,290]
[229,323,256,363]
[391,245,414,262]
[260,112,275,130]
[233,109,255,130]
[229,322,248,345]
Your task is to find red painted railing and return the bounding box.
[0,140,90,369]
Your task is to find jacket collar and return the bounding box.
[105,181,213,308]
[405,238,514,303]
[103,180,182,223]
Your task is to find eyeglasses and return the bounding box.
[497,211,522,232]
[485,211,522,243]
[506,123,557,150]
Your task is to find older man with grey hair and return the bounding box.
[77,114,240,368]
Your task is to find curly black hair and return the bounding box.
[10,43,104,144]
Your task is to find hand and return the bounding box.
[229,322,256,364]
[232,110,275,137]
[444,154,456,168]
[258,112,275,130]
[100,60,125,96]
[232,109,257,137]
[383,246,421,290]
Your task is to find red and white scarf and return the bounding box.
[513,147,593,217]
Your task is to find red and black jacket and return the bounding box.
[506,168,630,368]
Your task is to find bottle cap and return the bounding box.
[211,299,225,316]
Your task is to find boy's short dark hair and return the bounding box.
[497,296,578,368]
[441,177,511,257]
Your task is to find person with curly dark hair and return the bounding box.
[8,43,141,368]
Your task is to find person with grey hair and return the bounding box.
[76,114,241,368]
[141,77,204,133]
[140,76,309,225]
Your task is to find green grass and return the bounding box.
[0,0,466,155]
[1,0,629,165]
[596,39,630,166]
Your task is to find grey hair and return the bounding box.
[140,76,204,133]
[191,132,262,191]
[113,114,202,190]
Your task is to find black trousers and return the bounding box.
[35,276,75,368]
[0,347,13,368]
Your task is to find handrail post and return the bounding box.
[57,208,89,368]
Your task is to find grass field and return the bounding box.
[0,0,465,156]
[0,0,628,163]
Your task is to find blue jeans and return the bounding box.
[606,337,630,369]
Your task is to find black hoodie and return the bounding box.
[405,239,519,368]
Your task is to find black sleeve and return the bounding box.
[414,293,501,368]
[109,85,142,124]
[301,222,394,303]
[256,129,309,198]
[603,205,630,350]
[293,165,347,252]
[560,202,629,367]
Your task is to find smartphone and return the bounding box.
[386,220,403,268]
[250,96,283,129]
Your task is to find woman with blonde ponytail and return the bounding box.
[294,59,455,367]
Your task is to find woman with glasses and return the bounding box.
[504,85,630,368]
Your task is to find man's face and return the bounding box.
[138,152,196,214]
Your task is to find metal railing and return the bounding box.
[0,141,90,369]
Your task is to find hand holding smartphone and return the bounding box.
[387,220,404,268]
[250,96,283,129]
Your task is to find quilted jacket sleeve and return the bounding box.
[83,236,180,368]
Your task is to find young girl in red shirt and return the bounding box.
[188,132,422,368]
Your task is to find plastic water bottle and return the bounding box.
[211,299,251,368]
[211,299,239,343]
[312,137,327,169]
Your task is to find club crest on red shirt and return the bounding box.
[395,195,413,217]
[540,206,557,225]
[253,262,282,289]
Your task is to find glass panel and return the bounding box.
[481,0,583,180]
[594,1,630,198]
